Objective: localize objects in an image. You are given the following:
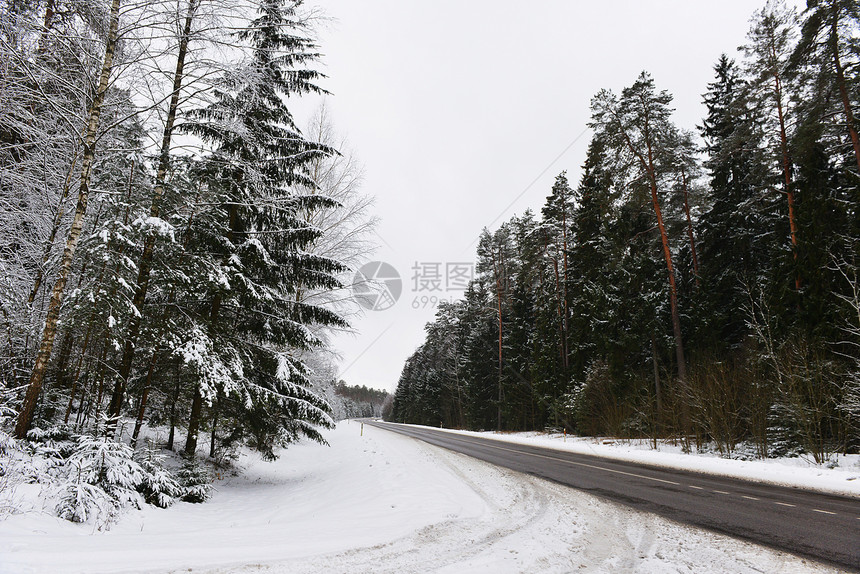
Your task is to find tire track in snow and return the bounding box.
[196,433,840,574]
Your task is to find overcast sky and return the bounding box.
[299,0,805,393]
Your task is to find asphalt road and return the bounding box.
[365,420,860,571]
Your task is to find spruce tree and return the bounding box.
[567,137,615,400]
[178,0,344,457]
[697,55,778,350]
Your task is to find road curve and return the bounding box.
[365,420,860,571]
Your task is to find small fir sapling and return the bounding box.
[135,443,182,508]
[176,459,213,503]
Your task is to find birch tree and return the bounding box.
[15,0,123,438]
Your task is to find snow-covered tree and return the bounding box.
[589,72,690,407]
[176,0,346,458]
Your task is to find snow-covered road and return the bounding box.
[0,422,839,573]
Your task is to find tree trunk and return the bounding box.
[74,371,92,428]
[38,0,55,53]
[63,325,93,424]
[497,287,503,432]
[109,0,199,423]
[770,41,801,290]
[131,351,158,446]
[830,6,860,174]
[551,256,565,370]
[636,112,690,441]
[651,331,663,414]
[167,371,181,450]
[184,387,203,457]
[650,180,688,386]
[492,249,504,432]
[0,303,14,358]
[642,119,688,388]
[609,100,688,391]
[53,331,74,389]
[187,194,236,455]
[15,0,123,438]
[82,341,110,430]
[209,394,219,458]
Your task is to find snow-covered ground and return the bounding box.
[0,421,846,574]
[417,425,860,498]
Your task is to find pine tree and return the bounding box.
[476,226,515,431]
[742,0,802,290]
[540,174,574,387]
[787,0,860,336]
[505,212,539,429]
[791,0,860,174]
[589,72,690,399]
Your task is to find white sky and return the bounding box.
[299,0,805,393]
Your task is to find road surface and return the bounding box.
[366,420,860,571]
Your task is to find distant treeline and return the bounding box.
[331,382,391,420]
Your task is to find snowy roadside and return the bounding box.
[0,421,842,573]
[394,423,860,498]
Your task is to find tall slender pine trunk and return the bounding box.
[609,100,688,393]
[830,7,860,175]
[769,40,801,290]
[642,111,687,387]
[647,169,688,386]
[492,248,504,432]
[15,0,123,438]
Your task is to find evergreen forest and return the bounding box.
[389,0,860,462]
